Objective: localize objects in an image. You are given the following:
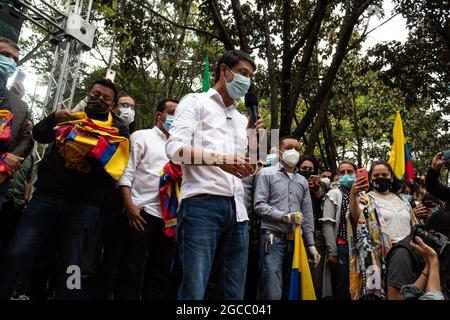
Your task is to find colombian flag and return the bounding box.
[288,227,316,300]
[388,111,415,181]
[54,112,129,180]
[159,161,182,238]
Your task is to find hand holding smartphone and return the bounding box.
[356,168,369,183]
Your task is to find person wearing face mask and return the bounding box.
[0,38,34,207]
[114,93,137,134]
[0,79,129,300]
[254,136,317,300]
[321,160,358,299]
[348,160,419,300]
[165,50,264,300]
[106,98,178,300]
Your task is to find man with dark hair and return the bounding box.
[116,98,178,300]
[0,37,34,207]
[166,49,264,299]
[0,79,129,300]
[254,137,316,299]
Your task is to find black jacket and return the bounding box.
[32,111,129,206]
[425,167,450,207]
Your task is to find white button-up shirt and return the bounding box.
[165,88,249,222]
[118,126,168,218]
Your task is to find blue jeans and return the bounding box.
[176,195,249,300]
[0,194,100,300]
[258,231,294,300]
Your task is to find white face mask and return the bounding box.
[281,149,300,168]
[118,107,135,125]
[321,177,331,188]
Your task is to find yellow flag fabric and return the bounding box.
[388,111,405,180]
[54,112,130,180]
[289,226,317,300]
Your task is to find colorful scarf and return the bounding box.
[0,110,13,173]
[288,226,317,300]
[159,161,182,238]
[54,112,129,180]
[349,192,392,300]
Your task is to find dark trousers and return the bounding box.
[95,206,128,300]
[331,244,350,300]
[0,194,100,300]
[116,212,176,300]
[0,198,23,256]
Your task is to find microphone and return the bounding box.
[245,90,258,128]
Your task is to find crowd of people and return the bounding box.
[0,37,448,301]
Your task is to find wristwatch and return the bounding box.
[281,213,290,223]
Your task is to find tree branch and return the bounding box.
[206,0,235,50]
[231,0,251,52]
[131,0,222,42]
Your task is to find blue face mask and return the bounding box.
[162,115,174,132]
[266,154,277,166]
[0,55,17,80]
[339,174,356,188]
[225,66,251,100]
[431,207,439,215]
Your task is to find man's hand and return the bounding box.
[216,154,255,179]
[283,211,304,226]
[413,204,432,221]
[3,153,24,173]
[246,116,265,133]
[308,245,321,267]
[411,236,438,263]
[55,109,75,123]
[431,152,445,172]
[350,176,369,198]
[124,203,147,231]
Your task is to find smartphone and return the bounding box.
[356,168,369,182]
[443,150,450,161]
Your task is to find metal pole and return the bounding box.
[86,0,94,20]
[52,40,72,111]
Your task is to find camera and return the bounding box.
[412,225,450,259]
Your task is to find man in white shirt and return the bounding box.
[165,50,264,300]
[116,99,178,300]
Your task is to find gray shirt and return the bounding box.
[254,163,315,245]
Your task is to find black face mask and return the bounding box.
[299,169,313,179]
[372,177,392,193]
[85,96,110,120]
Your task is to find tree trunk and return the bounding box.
[231,0,251,52]
[207,0,235,50]
[263,6,279,129]
[323,117,338,172]
[279,0,292,137]
[304,90,332,154]
[293,0,374,140]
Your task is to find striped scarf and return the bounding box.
[159,161,182,237]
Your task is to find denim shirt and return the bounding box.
[253,163,315,245]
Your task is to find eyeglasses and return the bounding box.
[118,103,135,110]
